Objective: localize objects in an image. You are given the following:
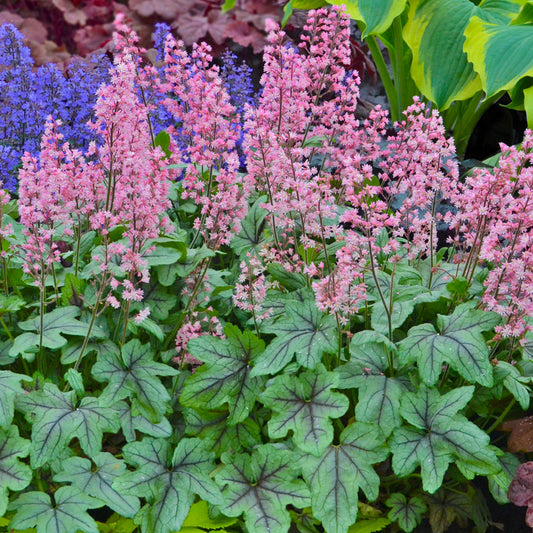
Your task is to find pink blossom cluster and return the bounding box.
[160,35,252,249]
[450,132,533,338]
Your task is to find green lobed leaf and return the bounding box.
[347,517,391,533]
[386,493,427,533]
[493,361,531,409]
[336,332,406,437]
[10,306,104,358]
[301,422,389,533]
[327,0,407,37]
[0,426,32,516]
[113,437,222,533]
[404,0,520,109]
[487,452,520,504]
[215,445,311,533]
[261,364,349,455]
[181,325,266,425]
[390,385,500,493]
[251,294,338,376]
[8,487,103,533]
[16,383,120,468]
[183,407,261,457]
[399,303,498,386]
[92,339,178,423]
[112,401,172,442]
[54,452,140,518]
[230,196,268,257]
[0,371,31,429]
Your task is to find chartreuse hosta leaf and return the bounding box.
[10,306,105,360]
[0,426,32,516]
[399,303,500,387]
[327,0,407,37]
[215,444,310,533]
[261,364,349,455]
[16,383,120,468]
[8,487,103,533]
[54,452,140,518]
[250,293,338,376]
[113,437,222,533]
[181,325,266,425]
[92,339,178,423]
[301,422,389,533]
[465,10,533,109]
[336,331,407,437]
[404,0,521,109]
[386,493,427,533]
[0,370,31,428]
[391,385,500,493]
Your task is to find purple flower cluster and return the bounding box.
[0,24,110,192]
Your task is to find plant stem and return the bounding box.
[486,398,516,435]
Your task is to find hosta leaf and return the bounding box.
[0,426,32,515]
[251,295,338,376]
[8,487,103,533]
[54,452,140,518]
[181,325,266,425]
[92,339,178,422]
[215,445,310,533]
[113,437,222,533]
[399,304,498,386]
[0,370,31,428]
[16,383,120,468]
[386,494,427,533]
[10,306,104,358]
[390,385,500,493]
[465,14,533,98]
[404,0,520,109]
[230,196,268,257]
[261,364,349,455]
[301,422,389,533]
[327,0,407,37]
[113,401,172,442]
[183,407,261,457]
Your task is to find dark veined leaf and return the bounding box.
[10,306,105,359]
[301,422,389,533]
[215,445,310,533]
[493,361,532,410]
[54,452,140,518]
[181,325,266,425]
[261,364,349,455]
[251,294,338,376]
[230,196,268,257]
[16,383,120,468]
[336,331,406,437]
[0,426,32,515]
[113,401,172,442]
[487,452,520,505]
[386,493,427,533]
[8,486,103,533]
[390,385,500,493]
[92,339,178,423]
[143,283,178,321]
[113,437,222,533]
[399,303,499,386]
[183,407,261,457]
[0,370,31,428]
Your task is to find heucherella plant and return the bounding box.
[1,6,533,533]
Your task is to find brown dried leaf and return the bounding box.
[500,416,533,452]
[508,462,533,507]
